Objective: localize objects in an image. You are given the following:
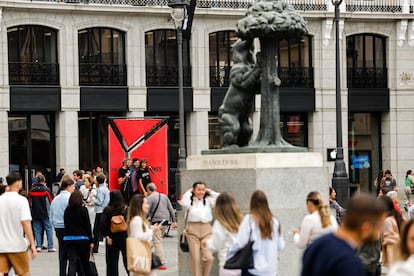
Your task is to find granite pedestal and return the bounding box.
[178,152,329,276]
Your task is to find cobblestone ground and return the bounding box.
[30,229,178,276]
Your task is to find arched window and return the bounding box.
[278,35,313,87]
[346,34,387,88]
[209,31,237,87]
[78,27,126,86]
[208,33,313,88]
[7,25,59,85]
[145,29,191,87]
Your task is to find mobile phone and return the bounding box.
[158,219,167,226]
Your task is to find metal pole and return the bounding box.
[175,25,186,209]
[332,0,349,207]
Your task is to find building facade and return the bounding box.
[0,0,413,196]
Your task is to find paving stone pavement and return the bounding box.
[30,229,178,276]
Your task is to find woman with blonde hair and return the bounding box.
[207,192,243,276]
[293,191,338,249]
[228,190,285,276]
[127,194,160,276]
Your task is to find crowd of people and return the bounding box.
[2,165,414,276]
[0,157,177,276]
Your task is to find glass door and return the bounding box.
[348,113,381,194]
[9,113,56,192]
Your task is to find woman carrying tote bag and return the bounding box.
[207,192,243,276]
[228,190,285,276]
[127,195,160,276]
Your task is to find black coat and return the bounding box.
[64,205,93,241]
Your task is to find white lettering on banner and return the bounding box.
[133,256,151,271]
[202,159,239,167]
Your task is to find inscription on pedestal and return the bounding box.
[202,159,240,167]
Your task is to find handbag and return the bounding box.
[180,230,189,252]
[180,209,190,253]
[126,237,152,274]
[89,252,99,276]
[110,214,128,233]
[151,252,162,269]
[224,221,254,270]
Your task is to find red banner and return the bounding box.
[108,118,168,195]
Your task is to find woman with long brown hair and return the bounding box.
[207,192,243,276]
[127,194,160,276]
[102,190,128,276]
[228,190,285,276]
[293,191,338,249]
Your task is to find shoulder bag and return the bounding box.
[126,237,152,274]
[224,219,254,270]
[180,208,190,252]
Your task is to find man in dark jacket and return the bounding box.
[29,175,56,252]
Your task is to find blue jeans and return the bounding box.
[33,218,54,249]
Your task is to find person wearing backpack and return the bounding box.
[101,190,128,276]
[381,170,397,192]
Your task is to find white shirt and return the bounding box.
[294,211,338,249]
[0,192,32,253]
[228,214,285,276]
[207,220,238,267]
[181,191,219,223]
[388,255,414,276]
[129,216,153,243]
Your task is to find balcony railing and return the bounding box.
[79,63,127,86]
[30,0,412,13]
[210,66,314,88]
[347,67,387,88]
[346,0,402,13]
[210,66,231,87]
[9,62,59,85]
[146,65,192,87]
[285,0,327,11]
[279,67,314,88]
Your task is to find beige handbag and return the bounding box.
[126,237,152,274]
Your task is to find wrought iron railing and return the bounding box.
[347,68,387,88]
[69,0,327,9]
[210,66,314,88]
[146,65,192,87]
[210,66,231,87]
[346,0,402,13]
[286,0,327,11]
[79,63,127,86]
[32,0,410,13]
[279,67,314,88]
[9,62,59,85]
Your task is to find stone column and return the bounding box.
[56,110,79,175]
[55,21,80,174]
[187,110,209,156]
[128,87,146,118]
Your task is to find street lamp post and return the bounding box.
[167,0,189,209]
[331,0,349,206]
